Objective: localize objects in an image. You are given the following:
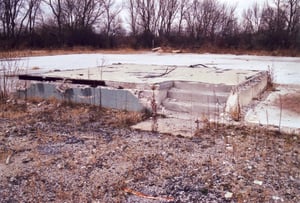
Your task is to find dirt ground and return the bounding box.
[0,99,299,203]
[275,91,300,114]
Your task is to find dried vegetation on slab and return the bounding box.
[0,99,299,202]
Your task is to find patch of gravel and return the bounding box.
[0,100,299,202]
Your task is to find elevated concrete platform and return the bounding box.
[44,63,261,86]
[17,63,268,136]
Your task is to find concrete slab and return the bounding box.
[18,63,269,137]
[132,117,198,137]
[44,63,261,87]
[245,85,300,134]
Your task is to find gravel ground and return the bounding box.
[0,99,299,203]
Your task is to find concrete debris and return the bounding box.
[5,154,12,165]
[224,191,233,199]
[172,49,182,53]
[253,180,263,186]
[272,196,284,202]
[151,47,162,52]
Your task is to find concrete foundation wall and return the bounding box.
[17,83,145,112]
[134,81,174,110]
[225,72,268,116]
[238,73,268,107]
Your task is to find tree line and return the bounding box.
[0,0,299,51]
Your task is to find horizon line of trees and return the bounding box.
[0,0,299,51]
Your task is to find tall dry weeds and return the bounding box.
[0,51,23,102]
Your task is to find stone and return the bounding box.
[225,191,233,199]
[253,180,263,186]
[22,157,33,164]
[6,154,12,165]
[272,196,283,202]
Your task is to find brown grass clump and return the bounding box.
[0,100,27,118]
[115,111,144,127]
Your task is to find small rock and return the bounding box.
[6,154,12,165]
[172,49,182,53]
[57,163,64,169]
[225,191,233,199]
[272,196,283,202]
[22,157,33,164]
[254,180,263,186]
[152,47,162,52]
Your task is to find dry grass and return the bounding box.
[1,47,299,58]
[0,48,149,59]
[114,111,144,127]
[0,100,27,118]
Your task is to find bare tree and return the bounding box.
[43,0,64,41]
[0,2,4,36]
[101,0,122,37]
[157,0,179,37]
[184,0,234,42]
[177,0,188,35]
[76,0,105,29]
[137,0,159,34]
[218,4,239,47]
[26,0,42,36]
[0,0,27,38]
[184,0,199,39]
[62,0,105,30]
[242,2,262,33]
[284,0,300,46]
[127,0,140,36]
[63,0,77,30]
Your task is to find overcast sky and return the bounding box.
[220,0,265,16]
[116,0,267,19]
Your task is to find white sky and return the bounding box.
[117,0,267,19]
[220,0,266,16]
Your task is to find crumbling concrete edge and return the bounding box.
[225,71,268,119]
[17,82,146,112]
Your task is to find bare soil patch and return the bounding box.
[275,92,300,114]
[0,99,299,202]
